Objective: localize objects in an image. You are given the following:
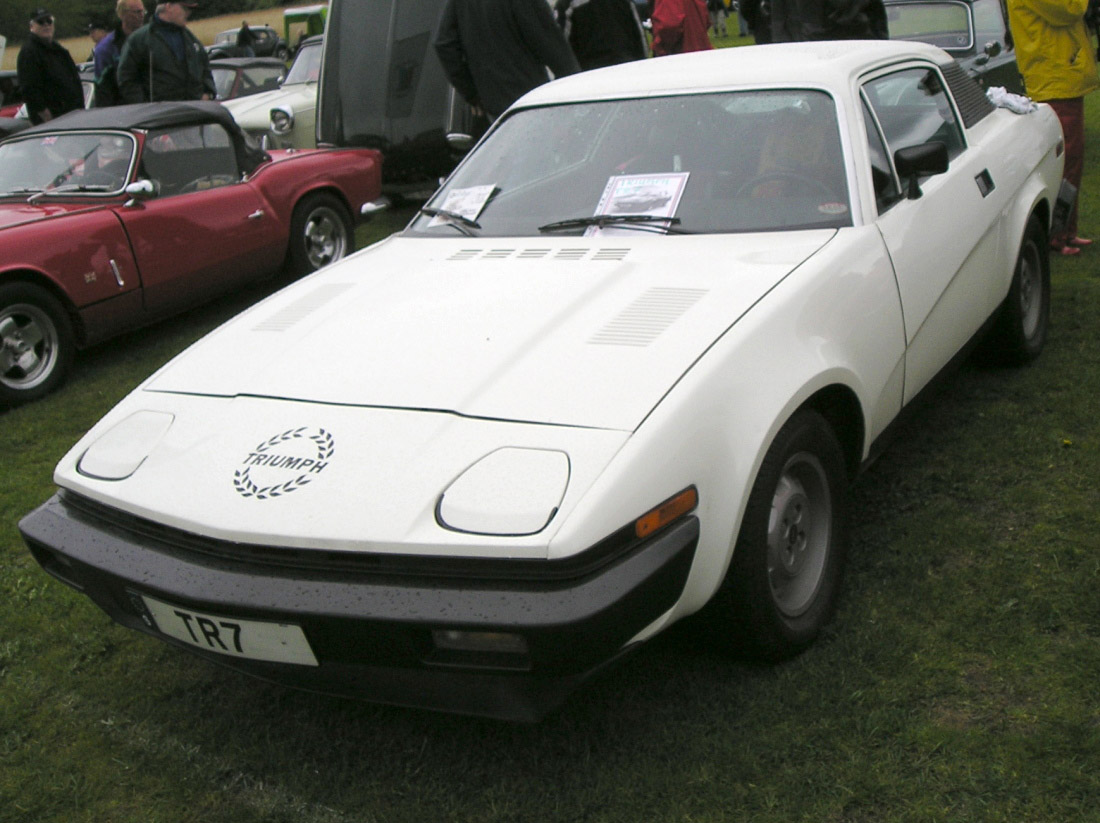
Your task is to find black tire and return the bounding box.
[286,193,354,277]
[985,214,1050,366]
[0,282,75,406]
[710,409,849,661]
[274,44,289,61]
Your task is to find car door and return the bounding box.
[862,63,1007,403]
[117,122,284,317]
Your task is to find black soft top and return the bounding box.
[20,101,270,174]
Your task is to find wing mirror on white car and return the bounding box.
[895,142,949,200]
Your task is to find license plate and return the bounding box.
[137,593,318,666]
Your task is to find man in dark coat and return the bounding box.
[434,0,581,120]
[555,0,648,70]
[16,8,84,124]
[117,0,215,103]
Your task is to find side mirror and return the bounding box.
[123,178,159,206]
[895,142,948,200]
[445,132,475,151]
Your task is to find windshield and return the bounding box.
[406,90,852,237]
[0,132,136,196]
[886,1,973,51]
[212,64,285,99]
[283,42,322,85]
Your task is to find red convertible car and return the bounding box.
[0,101,384,406]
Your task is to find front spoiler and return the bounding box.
[20,492,699,721]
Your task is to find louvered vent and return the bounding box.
[942,60,995,128]
[252,284,355,332]
[589,287,708,347]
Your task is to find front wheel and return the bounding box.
[709,409,849,661]
[984,214,1050,365]
[286,193,354,277]
[0,282,75,406]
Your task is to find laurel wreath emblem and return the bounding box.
[233,427,335,500]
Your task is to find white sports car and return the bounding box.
[21,41,1062,720]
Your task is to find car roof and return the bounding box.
[519,40,953,107]
[17,100,270,174]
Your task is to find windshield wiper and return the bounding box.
[538,214,685,234]
[418,206,481,236]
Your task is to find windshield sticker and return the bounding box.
[589,173,690,236]
[233,427,334,500]
[428,184,497,227]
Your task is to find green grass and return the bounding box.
[3,68,1100,823]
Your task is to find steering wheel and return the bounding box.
[81,171,123,188]
[736,171,833,199]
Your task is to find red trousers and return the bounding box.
[1046,97,1085,246]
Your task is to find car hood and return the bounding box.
[222,83,315,126]
[144,232,836,432]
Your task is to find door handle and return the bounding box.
[248,210,265,220]
[109,259,124,287]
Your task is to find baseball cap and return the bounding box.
[29,8,53,22]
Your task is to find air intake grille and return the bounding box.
[589,287,708,347]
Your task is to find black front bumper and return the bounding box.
[20,492,699,721]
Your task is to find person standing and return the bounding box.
[93,0,146,107]
[707,0,729,37]
[554,0,648,70]
[87,18,110,60]
[116,0,215,104]
[1007,0,1098,255]
[650,0,713,55]
[236,20,256,57]
[17,8,84,125]
[434,0,580,120]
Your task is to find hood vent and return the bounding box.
[252,283,355,333]
[445,248,632,262]
[589,287,708,347]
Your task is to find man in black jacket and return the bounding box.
[434,0,580,120]
[16,8,84,124]
[555,0,648,71]
[117,0,215,103]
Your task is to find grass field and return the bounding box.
[2,34,1100,823]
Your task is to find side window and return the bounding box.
[861,97,902,213]
[140,124,240,197]
[863,67,966,162]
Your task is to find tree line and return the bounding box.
[2,0,283,44]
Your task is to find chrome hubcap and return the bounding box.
[303,207,347,270]
[1018,240,1042,339]
[767,451,831,617]
[0,303,58,391]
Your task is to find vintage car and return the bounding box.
[21,42,1061,720]
[0,101,383,405]
[885,0,1023,93]
[223,35,321,150]
[210,56,287,101]
[207,25,289,61]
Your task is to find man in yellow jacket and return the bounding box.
[1007,0,1099,255]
